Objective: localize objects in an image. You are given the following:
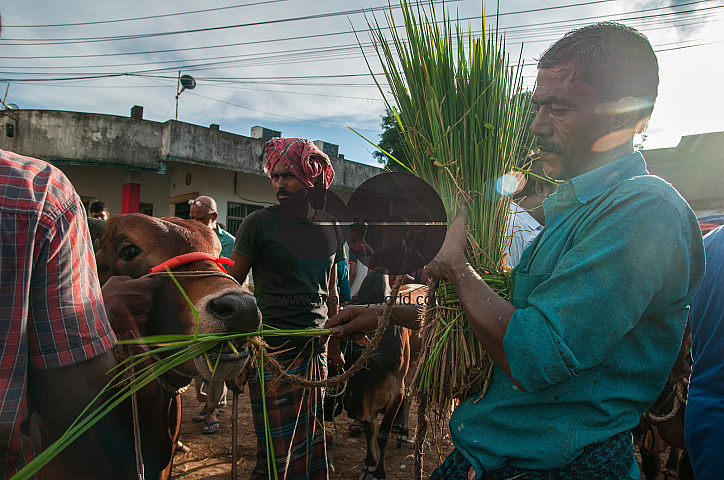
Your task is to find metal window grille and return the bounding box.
[226,202,263,235]
[139,203,154,216]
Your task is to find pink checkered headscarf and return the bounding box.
[263,138,334,190]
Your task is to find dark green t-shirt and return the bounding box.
[233,204,344,359]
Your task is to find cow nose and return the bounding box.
[207,293,261,333]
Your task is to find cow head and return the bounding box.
[95,214,261,381]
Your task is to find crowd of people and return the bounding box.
[2,16,722,480]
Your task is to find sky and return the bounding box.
[1,0,722,167]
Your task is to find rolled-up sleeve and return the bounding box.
[506,307,580,388]
[29,196,115,369]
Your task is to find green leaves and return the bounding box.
[364,0,528,444]
[366,1,528,270]
[14,325,328,479]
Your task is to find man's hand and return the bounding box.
[327,337,345,370]
[322,305,378,344]
[425,207,470,280]
[101,276,162,334]
[226,363,251,394]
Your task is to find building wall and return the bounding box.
[644,132,724,215]
[1,110,165,171]
[0,109,384,229]
[59,164,126,215]
[48,158,361,227]
[0,109,382,191]
[58,164,172,218]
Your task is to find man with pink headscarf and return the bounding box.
[263,137,334,208]
[227,138,344,480]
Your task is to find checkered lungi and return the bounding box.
[430,430,634,480]
[248,353,328,480]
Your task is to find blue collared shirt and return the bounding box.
[216,227,236,259]
[450,152,704,478]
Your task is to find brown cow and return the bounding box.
[391,284,426,446]
[327,274,427,480]
[39,214,261,480]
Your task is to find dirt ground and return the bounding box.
[171,387,665,480]
[171,387,454,480]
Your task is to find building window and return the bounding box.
[174,201,191,219]
[227,202,263,235]
[139,203,154,216]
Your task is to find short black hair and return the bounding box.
[350,220,368,238]
[89,201,106,214]
[538,22,659,120]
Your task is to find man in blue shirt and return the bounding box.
[188,195,236,433]
[327,22,704,479]
[686,226,724,479]
[189,195,235,259]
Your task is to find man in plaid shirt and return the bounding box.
[0,148,158,477]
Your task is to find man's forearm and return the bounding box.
[444,262,521,388]
[327,264,339,318]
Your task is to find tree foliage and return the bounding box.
[372,110,410,171]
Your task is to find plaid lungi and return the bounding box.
[430,430,634,480]
[248,353,328,480]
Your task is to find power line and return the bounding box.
[2,0,294,28]
[185,91,379,132]
[4,26,717,86]
[4,0,615,31]
[0,0,626,45]
[501,1,720,38]
[0,43,376,71]
[0,2,716,76]
[0,0,714,79]
[136,74,382,102]
[0,16,717,78]
[0,1,464,44]
[1,2,719,95]
[0,0,623,59]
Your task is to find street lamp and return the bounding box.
[175,73,196,120]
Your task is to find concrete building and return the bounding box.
[644,131,724,219]
[0,107,383,235]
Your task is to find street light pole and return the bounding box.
[175,72,196,121]
[175,71,181,121]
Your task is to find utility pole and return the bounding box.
[175,72,196,120]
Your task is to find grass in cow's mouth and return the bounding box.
[12,268,329,480]
[14,331,330,480]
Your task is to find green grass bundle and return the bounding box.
[366,0,529,438]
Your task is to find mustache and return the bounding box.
[535,138,564,155]
[276,189,292,196]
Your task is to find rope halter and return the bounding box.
[144,252,240,286]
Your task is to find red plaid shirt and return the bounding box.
[0,150,115,477]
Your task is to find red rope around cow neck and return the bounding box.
[148,252,234,273]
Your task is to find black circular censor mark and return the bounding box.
[277,188,347,261]
[345,172,447,277]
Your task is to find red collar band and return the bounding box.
[149,252,234,273]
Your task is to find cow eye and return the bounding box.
[120,244,141,261]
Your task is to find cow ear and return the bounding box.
[87,217,107,243]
